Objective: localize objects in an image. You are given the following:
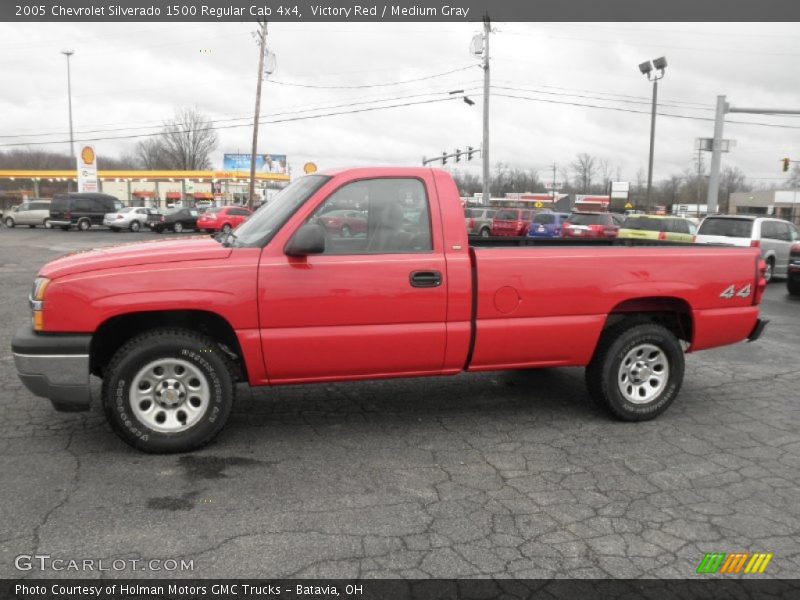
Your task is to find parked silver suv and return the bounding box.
[3,199,52,229]
[465,207,496,237]
[695,215,800,282]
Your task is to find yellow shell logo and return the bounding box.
[303,162,317,174]
[81,146,95,165]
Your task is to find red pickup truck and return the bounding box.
[12,168,768,453]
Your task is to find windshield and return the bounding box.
[698,217,754,238]
[568,213,606,226]
[623,216,665,231]
[230,175,330,247]
[533,213,555,225]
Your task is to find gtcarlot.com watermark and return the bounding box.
[15,554,194,572]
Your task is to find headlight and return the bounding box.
[29,277,50,331]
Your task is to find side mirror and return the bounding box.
[285,223,326,257]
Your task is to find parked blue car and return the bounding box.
[527,212,571,238]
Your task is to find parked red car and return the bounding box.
[562,211,624,239]
[491,208,533,236]
[318,209,367,238]
[196,206,252,233]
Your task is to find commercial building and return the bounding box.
[0,169,289,209]
[728,190,799,226]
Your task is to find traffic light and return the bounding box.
[455,149,461,163]
[467,146,475,161]
[782,157,791,172]
[442,151,447,165]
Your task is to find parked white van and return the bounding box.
[3,199,52,229]
[695,215,799,282]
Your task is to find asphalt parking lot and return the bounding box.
[1,226,799,579]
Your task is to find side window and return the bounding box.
[74,198,92,212]
[306,178,432,255]
[18,203,30,211]
[776,222,792,242]
[791,225,800,242]
[760,221,777,240]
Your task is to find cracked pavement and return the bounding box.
[1,228,799,579]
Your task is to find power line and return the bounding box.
[265,64,477,89]
[0,96,462,148]
[492,92,800,130]
[491,85,715,112]
[0,86,482,141]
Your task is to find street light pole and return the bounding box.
[638,56,666,211]
[646,78,658,208]
[61,50,75,190]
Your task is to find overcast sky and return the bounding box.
[1,21,799,188]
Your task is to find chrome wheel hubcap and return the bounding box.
[130,358,209,432]
[618,343,669,404]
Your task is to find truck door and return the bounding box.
[257,175,448,383]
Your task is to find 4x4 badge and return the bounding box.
[720,284,751,299]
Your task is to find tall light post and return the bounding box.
[638,56,667,210]
[61,50,75,172]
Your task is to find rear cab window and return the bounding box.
[698,218,754,238]
[568,213,605,226]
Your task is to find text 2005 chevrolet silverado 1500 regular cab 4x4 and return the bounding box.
[12,168,768,453]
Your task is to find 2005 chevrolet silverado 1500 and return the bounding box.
[12,168,768,453]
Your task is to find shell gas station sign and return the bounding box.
[77,145,98,193]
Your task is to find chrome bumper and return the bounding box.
[11,326,92,411]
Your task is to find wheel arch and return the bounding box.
[602,296,694,345]
[90,310,248,382]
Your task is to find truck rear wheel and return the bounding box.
[586,321,684,421]
[102,328,235,453]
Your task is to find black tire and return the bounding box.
[130,220,141,232]
[764,257,775,283]
[102,328,235,453]
[585,321,685,421]
[480,227,490,238]
[173,222,183,233]
[4,217,14,228]
[788,278,800,297]
[78,218,91,232]
[221,223,232,234]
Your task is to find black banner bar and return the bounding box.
[4,0,800,22]
[3,580,800,600]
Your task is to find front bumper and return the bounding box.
[11,326,92,411]
[747,318,769,342]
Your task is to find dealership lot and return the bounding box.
[1,227,799,579]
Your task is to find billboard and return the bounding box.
[223,153,287,175]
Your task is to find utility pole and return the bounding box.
[61,50,75,191]
[481,16,491,206]
[551,162,558,202]
[706,100,800,214]
[248,21,268,211]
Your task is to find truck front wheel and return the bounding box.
[102,328,235,453]
[586,322,684,421]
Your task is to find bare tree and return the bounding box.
[159,107,218,170]
[718,166,751,213]
[597,158,613,194]
[571,153,597,193]
[134,138,168,169]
